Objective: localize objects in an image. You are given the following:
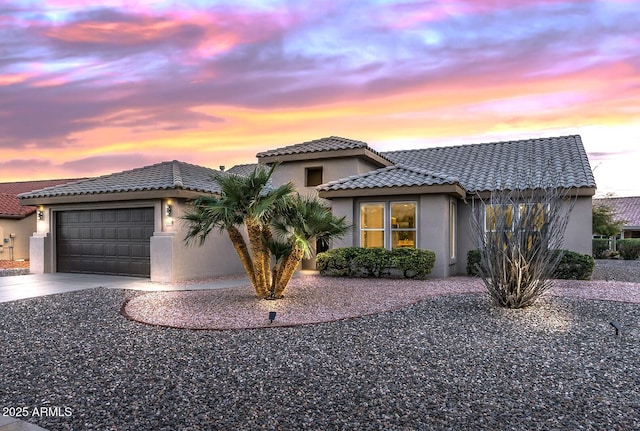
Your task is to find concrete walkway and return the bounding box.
[0,273,252,303]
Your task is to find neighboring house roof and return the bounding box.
[19,161,223,204]
[594,196,640,228]
[381,135,596,194]
[256,136,393,167]
[0,178,85,218]
[227,163,259,176]
[319,164,460,190]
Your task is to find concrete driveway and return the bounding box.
[0,273,252,303]
[0,273,151,303]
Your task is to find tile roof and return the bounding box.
[318,164,459,191]
[18,161,223,199]
[0,178,85,218]
[594,196,640,227]
[256,136,391,163]
[381,135,596,193]
[227,163,259,177]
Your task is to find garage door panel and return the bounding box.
[56,208,153,277]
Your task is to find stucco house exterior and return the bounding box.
[19,135,596,281]
[0,179,83,262]
[593,196,640,239]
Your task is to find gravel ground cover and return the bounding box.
[1,281,640,430]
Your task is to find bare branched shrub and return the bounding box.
[470,174,576,308]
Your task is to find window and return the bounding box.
[449,200,456,260]
[305,167,323,187]
[391,202,416,248]
[360,201,417,249]
[485,204,514,232]
[361,203,385,248]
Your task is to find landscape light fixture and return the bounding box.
[610,320,621,337]
[268,311,276,324]
[37,210,44,220]
[165,204,172,217]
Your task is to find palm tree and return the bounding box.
[183,165,349,299]
[269,194,350,298]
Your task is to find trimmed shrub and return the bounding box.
[391,247,436,279]
[618,239,640,260]
[317,247,436,279]
[466,249,482,276]
[592,238,610,259]
[552,250,595,280]
[467,248,594,280]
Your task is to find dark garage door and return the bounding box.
[56,208,154,277]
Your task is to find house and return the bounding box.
[593,196,640,239]
[18,135,596,281]
[0,179,84,261]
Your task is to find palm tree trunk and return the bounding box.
[226,225,256,288]
[261,226,273,291]
[246,219,269,298]
[273,245,304,298]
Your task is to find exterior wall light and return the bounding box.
[165,205,172,217]
[37,210,44,220]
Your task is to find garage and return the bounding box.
[56,208,154,277]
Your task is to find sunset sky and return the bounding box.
[1,0,638,196]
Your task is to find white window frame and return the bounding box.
[360,201,418,249]
[449,199,457,261]
[360,202,386,248]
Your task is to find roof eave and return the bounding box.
[19,189,217,206]
[468,186,597,200]
[319,183,466,199]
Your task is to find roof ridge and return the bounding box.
[172,160,184,189]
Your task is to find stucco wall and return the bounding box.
[0,215,35,261]
[455,201,476,275]
[329,194,456,278]
[269,158,382,197]
[149,199,246,282]
[561,196,593,255]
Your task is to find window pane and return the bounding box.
[362,230,384,248]
[305,167,323,187]
[486,204,513,231]
[450,201,456,259]
[361,203,384,229]
[391,202,416,228]
[392,231,415,248]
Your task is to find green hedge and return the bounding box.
[551,250,595,280]
[618,239,640,260]
[592,238,610,259]
[316,247,436,279]
[466,249,594,280]
[466,249,482,276]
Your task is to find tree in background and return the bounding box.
[592,203,625,239]
[183,165,349,299]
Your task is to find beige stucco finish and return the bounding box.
[0,215,35,261]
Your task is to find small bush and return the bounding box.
[317,247,436,279]
[552,250,595,280]
[466,249,482,276]
[391,247,436,279]
[618,239,640,260]
[592,238,610,259]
